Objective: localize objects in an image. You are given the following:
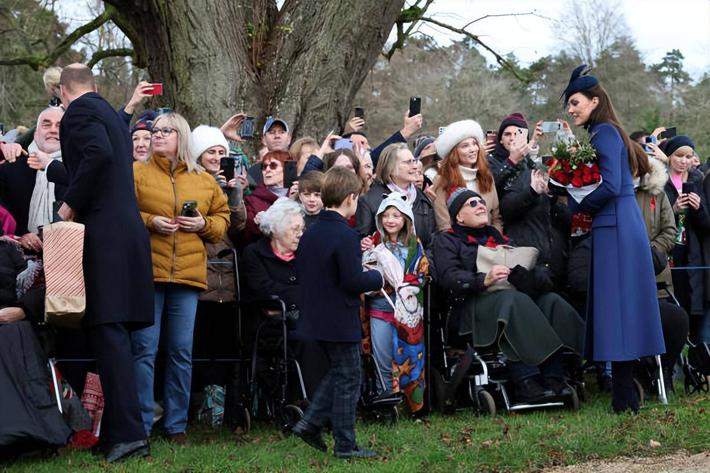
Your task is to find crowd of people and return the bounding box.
[0,61,708,462]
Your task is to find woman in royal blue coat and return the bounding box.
[563,65,665,413]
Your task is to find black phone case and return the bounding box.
[408,97,421,117]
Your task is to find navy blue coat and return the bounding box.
[577,122,665,361]
[296,210,383,342]
[60,92,154,327]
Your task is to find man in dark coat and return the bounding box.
[57,63,153,462]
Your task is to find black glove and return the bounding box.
[650,246,667,276]
[508,264,554,299]
[507,265,536,296]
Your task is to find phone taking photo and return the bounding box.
[659,127,677,140]
[147,83,163,96]
[408,96,421,117]
[239,116,255,139]
[354,107,365,119]
[541,121,562,133]
[220,157,235,182]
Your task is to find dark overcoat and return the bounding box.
[296,210,383,342]
[59,92,153,326]
[577,122,665,361]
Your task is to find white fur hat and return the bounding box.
[190,125,230,162]
[434,119,484,159]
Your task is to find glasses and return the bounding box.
[151,127,177,137]
[261,161,281,171]
[467,198,486,208]
[399,158,417,166]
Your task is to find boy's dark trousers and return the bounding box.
[302,341,361,453]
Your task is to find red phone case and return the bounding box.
[150,83,163,95]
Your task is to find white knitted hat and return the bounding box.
[190,125,229,161]
[434,119,484,159]
[375,191,416,238]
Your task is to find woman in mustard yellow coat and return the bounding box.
[132,111,229,440]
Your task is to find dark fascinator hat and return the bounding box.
[561,64,599,103]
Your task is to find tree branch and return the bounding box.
[0,5,117,70]
[87,47,134,68]
[461,11,535,30]
[419,16,532,83]
[382,0,435,60]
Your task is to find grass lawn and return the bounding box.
[5,390,709,472]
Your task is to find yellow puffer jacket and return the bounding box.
[134,155,230,290]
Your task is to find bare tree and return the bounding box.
[554,0,627,66]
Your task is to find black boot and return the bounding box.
[514,377,556,404]
[611,361,639,414]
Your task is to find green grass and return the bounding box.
[4,390,709,473]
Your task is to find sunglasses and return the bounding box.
[467,198,486,208]
[261,161,281,171]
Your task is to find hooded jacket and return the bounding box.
[635,158,677,296]
[134,156,230,290]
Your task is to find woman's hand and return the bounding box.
[529,120,544,146]
[687,192,701,210]
[647,142,668,164]
[124,81,154,115]
[220,113,246,142]
[361,236,374,252]
[176,210,206,233]
[344,117,365,135]
[401,111,423,139]
[152,216,179,235]
[673,194,689,212]
[0,142,25,163]
[288,181,299,200]
[508,142,531,165]
[484,265,510,287]
[27,150,52,170]
[316,132,340,158]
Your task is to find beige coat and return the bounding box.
[430,166,503,232]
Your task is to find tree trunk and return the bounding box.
[106,0,405,139]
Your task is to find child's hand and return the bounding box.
[361,236,374,252]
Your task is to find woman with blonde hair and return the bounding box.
[132,111,230,442]
[289,137,319,176]
[431,120,502,232]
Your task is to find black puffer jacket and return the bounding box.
[500,164,571,287]
[356,180,437,248]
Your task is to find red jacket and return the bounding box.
[238,184,279,248]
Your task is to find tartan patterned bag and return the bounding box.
[43,221,86,328]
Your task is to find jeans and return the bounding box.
[700,307,710,344]
[370,317,395,392]
[132,283,199,435]
[302,341,361,453]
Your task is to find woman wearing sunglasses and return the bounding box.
[132,112,230,443]
[240,150,292,247]
[431,188,584,405]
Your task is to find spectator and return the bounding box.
[486,113,542,197]
[240,150,292,247]
[362,192,428,412]
[413,159,425,191]
[292,167,383,459]
[296,171,324,228]
[357,143,437,248]
[357,150,374,193]
[132,112,230,442]
[630,130,649,145]
[431,188,584,403]
[661,136,707,321]
[323,148,360,174]
[247,118,292,185]
[430,120,502,232]
[0,106,66,252]
[131,111,155,162]
[289,137,319,176]
[0,237,27,324]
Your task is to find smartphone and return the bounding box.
[354,107,365,119]
[439,126,447,136]
[181,200,198,217]
[659,127,677,140]
[512,127,528,148]
[239,116,255,139]
[147,83,163,96]
[230,152,244,176]
[541,121,562,133]
[682,182,694,195]
[220,157,235,181]
[486,130,496,144]
[408,96,421,117]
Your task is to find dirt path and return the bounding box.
[548,451,710,473]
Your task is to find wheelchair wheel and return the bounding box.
[476,390,496,416]
[279,404,304,434]
[633,378,646,406]
[564,384,580,411]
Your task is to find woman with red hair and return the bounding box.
[431,120,502,232]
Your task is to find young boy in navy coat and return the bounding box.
[292,167,383,458]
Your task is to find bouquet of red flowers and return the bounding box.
[548,139,601,203]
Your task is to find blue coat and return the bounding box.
[296,210,383,342]
[578,122,665,361]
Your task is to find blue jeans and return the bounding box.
[370,317,395,392]
[132,284,199,435]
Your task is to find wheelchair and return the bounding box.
[427,285,581,416]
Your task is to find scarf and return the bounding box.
[27,141,62,233]
[450,223,509,248]
[458,165,479,191]
[387,181,417,204]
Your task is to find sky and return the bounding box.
[57,0,709,80]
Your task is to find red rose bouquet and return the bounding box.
[548,139,601,203]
